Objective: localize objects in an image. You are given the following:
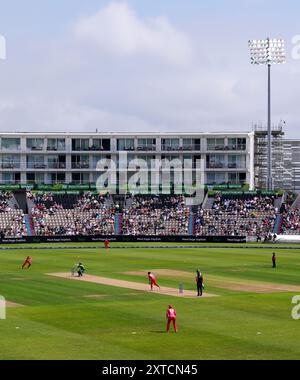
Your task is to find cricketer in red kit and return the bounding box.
[166,305,177,333]
[148,272,160,290]
[22,256,32,269]
[104,239,110,250]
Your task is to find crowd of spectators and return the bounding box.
[195,194,278,237]
[5,189,300,238]
[280,194,300,235]
[73,192,111,211]
[30,192,116,236]
[281,208,300,234]
[122,195,190,235]
[0,191,14,212]
[0,192,27,238]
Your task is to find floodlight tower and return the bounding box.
[248,38,286,190]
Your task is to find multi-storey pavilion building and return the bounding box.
[0,132,255,189]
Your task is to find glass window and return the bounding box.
[228,138,246,150]
[193,139,201,151]
[207,138,225,151]
[92,155,111,169]
[183,138,192,149]
[46,173,66,184]
[47,155,66,169]
[2,172,20,183]
[117,139,135,151]
[207,154,225,168]
[2,172,13,183]
[47,155,59,169]
[26,138,44,150]
[1,155,20,169]
[228,172,246,184]
[137,138,156,151]
[72,173,89,184]
[1,138,21,150]
[26,173,44,184]
[71,155,89,169]
[92,139,102,149]
[161,138,180,151]
[92,139,111,151]
[72,139,89,151]
[207,172,226,184]
[27,155,45,169]
[47,138,66,151]
[183,138,201,150]
[228,155,246,169]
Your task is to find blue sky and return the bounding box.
[0,0,299,136]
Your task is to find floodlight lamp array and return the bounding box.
[248,38,286,65]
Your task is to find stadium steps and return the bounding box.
[273,214,283,234]
[8,194,19,209]
[188,214,196,235]
[292,194,300,209]
[112,195,126,211]
[105,195,114,208]
[52,194,79,209]
[125,195,134,208]
[203,196,215,210]
[27,197,35,213]
[24,214,34,236]
[13,190,28,213]
[115,213,122,234]
[274,195,284,210]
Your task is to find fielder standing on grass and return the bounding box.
[104,239,110,250]
[272,252,277,268]
[22,256,32,269]
[196,270,204,296]
[148,272,160,291]
[166,305,177,333]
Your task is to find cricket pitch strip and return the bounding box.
[47,273,218,298]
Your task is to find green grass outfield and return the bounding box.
[0,243,299,360]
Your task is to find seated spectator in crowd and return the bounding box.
[122,195,190,236]
[195,194,278,237]
[30,192,116,236]
[281,208,300,234]
[0,191,27,238]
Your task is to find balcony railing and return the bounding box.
[161,145,201,151]
[207,162,246,169]
[1,163,21,169]
[1,147,21,151]
[137,146,156,151]
[27,163,47,169]
[27,146,44,151]
[47,146,66,151]
[207,163,226,169]
[88,145,110,151]
[117,147,135,151]
[47,163,66,169]
[72,147,90,151]
[207,145,246,151]
[71,162,90,169]
[228,163,246,169]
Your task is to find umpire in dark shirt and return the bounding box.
[196,270,204,296]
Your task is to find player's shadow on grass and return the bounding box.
[150,330,166,334]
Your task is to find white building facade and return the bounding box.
[0,132,255,190]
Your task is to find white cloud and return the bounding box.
[0,2,297,138]
[73,1,192,66]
